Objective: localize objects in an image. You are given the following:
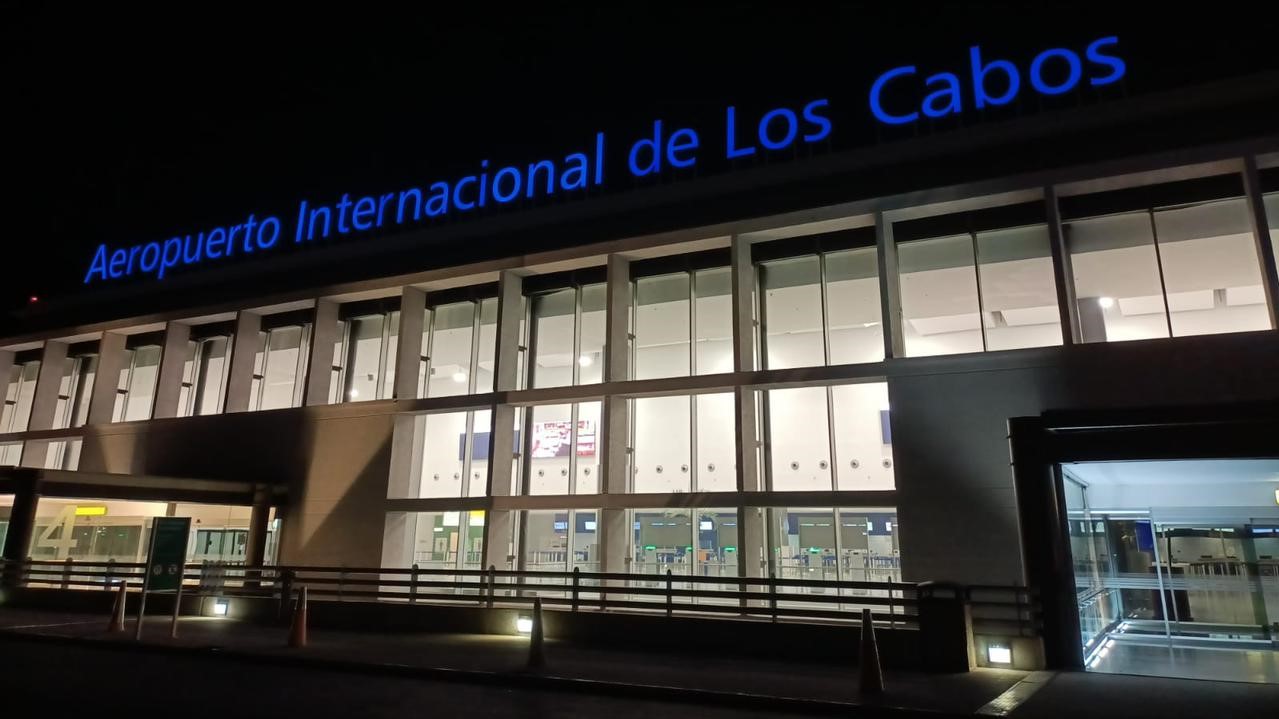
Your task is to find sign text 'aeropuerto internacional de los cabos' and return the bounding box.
[84,36,1125,284]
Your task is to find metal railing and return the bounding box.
[0,558,1041,634]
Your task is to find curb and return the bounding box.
[0,628,966,718]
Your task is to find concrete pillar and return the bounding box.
[0,350,13,392]
[599,255,631,575]
[730,235,765,579]
[151,322,192,419]
[482,271,525,571]
[223,310,262,413]
[1045,187,1082,344]
[245,485,271,567]
[601,507,629,575]
[1,474,40,586]
[480,510,515,571]
[875,212,906,358]
[86,332,127,425]
[304,299,340,406]
[1242,155,1279,330]
[393,287,427,400]
[19,341,68,468]
[381,511,418,567]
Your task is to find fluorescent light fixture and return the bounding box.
[452,370,468,383]
[577,355,593,367]
[74,506,107,516]
[348,388,360,398]
[516,615,533,634]
[212,599,229,617]
[987,644,1012,665]
[1098,296,1115,309]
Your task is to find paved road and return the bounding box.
[0,635,833,719]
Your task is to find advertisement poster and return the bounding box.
[531,420,596,458]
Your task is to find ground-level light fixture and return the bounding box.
[516,615,533,634]
[212,598,230,617]
[987,644,1012,665]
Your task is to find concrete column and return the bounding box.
[380,512,418,568]
[0,350,13,401]
[738,506,768,581]
[600,507,629,575]
[19,341,68,468]
[151,322,192,419]
[1,474,40,586]
[482,271,525,571]
[875,212,906,358]
[86,332,127,424]
[480,510,515,570]
[245,485,272,567]
[730,235,765,579]
[1077,297,1108,343]
[393,287,427,400]
[304,299,340,406]
[600,255,631,505]
[492,271,524,392]
[223,311,262,413]
[1242,155,1279,330]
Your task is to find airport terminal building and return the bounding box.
[3,27,1279,680]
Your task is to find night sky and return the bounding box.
[1,5,1267,335]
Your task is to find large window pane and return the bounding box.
[694,268,733,375]
[579,284,606,384]
[257,326,307,410]
[632,509,692,576]
[1067,212,1170,342]
[526,402,599,495]
[697,508,738,581]
[426,302,475,397]
[975,225,1062,350]
[632,396,691,493]
[192,337,230,416]
[831,382,894,491]
[899,234,982,356]
[695,393,736,492]
[344,316,385,401]
[121,346,160,421]
[635,273,690,380]
[760,256,824,369]
[418,411,468,498]
[411,510,483,570]
[474,299,498,393]
[1153,199,1270,336]
[530,290,576,389]
[2,361,40,433]
[766,387,831,491]
[771,508,839,585]
[825,248,885,364]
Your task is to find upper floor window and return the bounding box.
[1062,176,1270,342]
[113,337,162,422]
[52,346,97,429]
[896,202,1060,356]
[249,318,311,411]
[526,271,605,389]
[756,227,884,368]
[631,251,732,379]
[420,289,499,398]
[2,353,41,433]
[330,301,398,403]
[178,329,232,417]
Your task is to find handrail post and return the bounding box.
[105,558,115,591]
[410,563,419,604]
[571,567,580,612]
[278,569,295,624]
[665,569,673,617]
[62,557,73,589]
[486,565,495,608]
[23,556,32,587]
[769,571,778,623]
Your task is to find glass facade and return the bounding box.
[249,324,310,411]
[421,298,498,398]
[529,283,605,388]
[333,311,399,402]
[113,345,162,422]
[178,335,231,417]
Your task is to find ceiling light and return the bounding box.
[348,388,360,398]
[1098,296,1115,309]
[452,371,468,383]
[578,355,593,367]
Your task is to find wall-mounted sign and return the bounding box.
[530,420,597,458]
[82,36,1125,286]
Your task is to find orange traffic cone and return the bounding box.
[108,583,127,633]
[859,607,884,694]
[288,586,308,648]
[526,597,545,670]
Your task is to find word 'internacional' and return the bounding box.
[84,36,1125,284]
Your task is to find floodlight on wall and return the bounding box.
[1098,296,1115,309]
[212,599,229,617]
[516,615,533,634]
[987,644,1012,665]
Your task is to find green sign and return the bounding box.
[147,517,191,592]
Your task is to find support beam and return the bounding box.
[151,322,192,419]
[1045,186,1082,344]
[393,287,427,400]
[223,311,262,413]
[483,270,525,570]
[1242,155,1279,330]
[481,509,515,571]
[600,255,630,501]
[245,484,271,567]
[600,506,629,575]
[875,212,906,358]
[86,332,127,425]
[492,270,524,393]
[304,299,340,406]
[729,235,765,578]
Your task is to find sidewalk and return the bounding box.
[2,605,1277,717]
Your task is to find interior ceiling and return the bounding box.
[1065,459,1279,486]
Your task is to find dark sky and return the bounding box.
[1,4,1266,335]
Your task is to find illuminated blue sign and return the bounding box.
[83,35,1125,285]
